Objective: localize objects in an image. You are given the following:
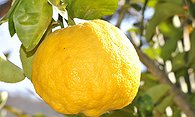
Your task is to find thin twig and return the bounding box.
[139,0,148,47]
[116,5,127,28]
[3,105,32,117]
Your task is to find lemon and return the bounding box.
[32,20,141,117]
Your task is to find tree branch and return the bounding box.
[0,0,11,20]
[134,45,195,117]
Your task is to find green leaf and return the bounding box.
[48,0,60,6]
[172,53,185,72]
[0,19,7,25]
[19,20,52,80]
[187,94,195,107]
[0,53,24,83]
[7,0,21,37]
[102,104,135,117]
[131,3,142,11]
[161,39,178,60]
[141,0,158,7]
[154,96,173,113]
[158,22,182,39]
[48,0,68,19]
[0,92,8,109]
[128,27,140,34]
[145,84,170,104]
[189,0,195,18]
[174,67,188,78]
[136,94,154,117]
[100,112,110,117]
[158,22,183,60]
[13,0,52,51]
[158,0,182,5]
[66,0,118,20]
[108,109,134,117]
[172,106,181,117]
[141,72,158,91]
[138,94,154,111]
[67,15,76,25]
[188,30,195,69]
[142,47,161,60]
[8,12,16,37]
[20,45,35,80]
[145,3,185,41]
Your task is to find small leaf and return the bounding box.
[131,3,142,11]
[108,109,134,117]
[137,94,154,116]
[189,0,195,18]
[13,0,52,51]
[145,2,185,41]
[20,45,35,80]
[0,53,24,83]
[158,22,182,60]
[161,39,178,60]
[154,96,173,114]
[0,91,8,109]
[128,27,140,34]
[174,67,188,78]
[172,53,185,72]
[140,0,158,7]
[187,94,195,107]
[0,18,7,25]
[145,84,170,104]
[141,72,158,91]
[158,22,182,39]
[143,47,161,60]
[172,106,181,117]
[138,94,154,111]
[103,104,135,117]
[8,11,16,37]
[66,0,118,20]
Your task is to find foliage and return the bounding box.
[1,0,195,116]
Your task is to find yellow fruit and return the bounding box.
[32,20,141,117]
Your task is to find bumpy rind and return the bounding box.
[32,20,141,117]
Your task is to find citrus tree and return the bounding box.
[0,0,195,117]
